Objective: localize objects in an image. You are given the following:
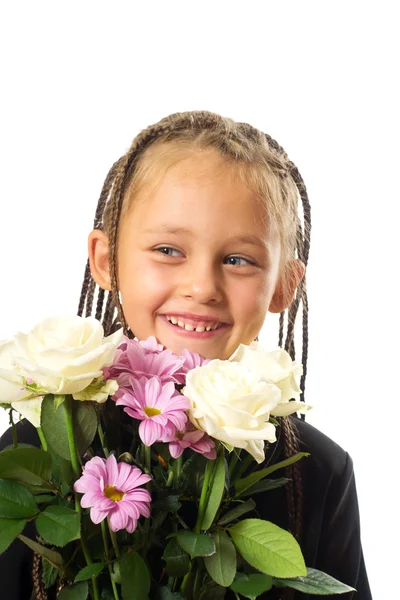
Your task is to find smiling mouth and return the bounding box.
[165,315,223,333]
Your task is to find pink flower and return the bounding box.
[74,455,151,533]
[139,337,164,352]
[169,427,217,460]
[174,349,211,385]
[103,337,185,397]
[116,376,190,446]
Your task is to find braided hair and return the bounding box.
[77,111,311,562]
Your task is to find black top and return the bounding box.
[0,418,372,599]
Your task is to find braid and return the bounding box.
[102,291,116,336]
[77,157,124,327]
[95,287,105,322]
[261,132,311,556]
[77,259,91,317]
[32,553,48,600]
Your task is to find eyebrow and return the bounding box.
[142,225,268,249]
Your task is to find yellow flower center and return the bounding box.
[144,407,161,417]
[103,485,125,502]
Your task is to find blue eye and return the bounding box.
[224,256,253,266]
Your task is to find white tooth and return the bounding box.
[205,326,211,331]
[211,323,220,330]
[170,317,178,324]
[195,326,205,333]
[177,320,186,328]
[184,323,194,331]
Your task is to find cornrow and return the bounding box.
[77,111,312,560]
[32,553,46,600]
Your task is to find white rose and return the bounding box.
[0,339,42,426]
[184,360,281,463]
[229,342,311,417]
[0,315,123,426]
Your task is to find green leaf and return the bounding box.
[200,579,226,600]
[204,530,236,587]
[1,443,38,451]
[218,499,256,526]
[18,534,63,570]
[230,573,273,599]
[42,557,59,589]
[152,495,182,513]
[228,518,306,578]
[201,450,226,530]
[58,581,88,600]
[176,531,215,559]
[0,480,38,518]
[41,395,98,461]
[273,567,356,595]
[162,538,190,577]
[36,506,80,547]
[239,477,290,498]
[35,494,56,505]
[74,563,105,582]
[235,453,309,496]
[119,551,150,600]
[0,517,26,553]
[0,448,52,487]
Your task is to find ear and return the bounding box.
[269,259,306,313]
[88,229,112,291]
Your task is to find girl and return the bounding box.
[0,110,371,599]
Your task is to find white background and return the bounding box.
[1,2,398,597]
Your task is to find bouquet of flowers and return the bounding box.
[0,315,354,599]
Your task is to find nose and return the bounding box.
[178,259,223,304]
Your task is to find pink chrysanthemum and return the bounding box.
[169,427,217,460]
[103,337,185,399]
[174,349,211,385]
[74,455,151,533]
[116,376,190,446]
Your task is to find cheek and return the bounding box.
[118,256,171,316]
[234,277,273,323]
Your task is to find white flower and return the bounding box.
[0,315,123,426]
[184,360,282,463]
[0,339,42,426]
[229,342,311,417]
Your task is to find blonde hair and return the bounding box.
[83,111,310,357]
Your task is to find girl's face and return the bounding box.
[90,153,299,360]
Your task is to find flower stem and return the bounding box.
[194,459,215,534]
[64,395,80,479]
[108,521,121,559]
[36,427,48,451]
[98,419,109,458]
[144,444,151,475]
[101,521,120,600]
[228,449,240,481]
[64,395,100,600]
[142,445,152,550]
[173,455,182,488]
[9,409,18,448]
[180,568,191,594]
